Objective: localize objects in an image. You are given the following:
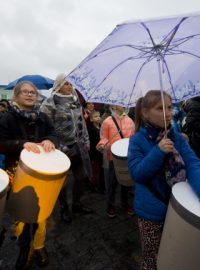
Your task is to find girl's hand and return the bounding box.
[23,142,41,153]
[158,138,174,153]
[40,140,55,152]
[96,144,104,153]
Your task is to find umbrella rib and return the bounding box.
[169,49,200,59]
[163,34,200,57]
[127,55,156,106]
[86,54,155,101]
[86,56,137,99]
[140,22,156,47]
[163,18,188,54]
[159,56,178,102]
[76,44,155,69]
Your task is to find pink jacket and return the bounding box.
[97,114,135,160]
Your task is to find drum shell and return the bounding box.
[8,160,67,223]
[157,185,200,270]
[0,169,9,226]
[112,153,133,187]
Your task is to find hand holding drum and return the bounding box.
[8,145,70,223]
[23,140,55,153]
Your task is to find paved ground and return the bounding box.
[0,179,141,270]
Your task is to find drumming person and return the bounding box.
[0,81,59,269]
[127,90,200,270]
[96,105,135,218]
[40,73,93,224]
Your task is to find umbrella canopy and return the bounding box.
[6,75,54,90]
[66,13,200,107]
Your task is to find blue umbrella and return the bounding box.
[66,13,200,108]
[6,75,54,90]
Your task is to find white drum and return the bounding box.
[8,146,70,223]
[111,138,134,186]
[157,181,200,270]
[0,169,9,225]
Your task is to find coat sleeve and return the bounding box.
[41,113,59,148]
[178,134,200,199]
[40,99,55,120]
[97,119,109,148]
[128,135,167,184]
[82,114,90,146]
[0,113,26,154]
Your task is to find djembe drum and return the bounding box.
[0,169,9,225]
[157,181,200,270]
[8,146,70,223]
[111,138,134,187]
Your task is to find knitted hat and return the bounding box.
[52,73,67,93]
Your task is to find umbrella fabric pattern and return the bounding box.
[6,75,54,90]
[66,13,200,107]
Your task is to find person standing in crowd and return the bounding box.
[40,73,93,224]
[0,81,58,269]
[97,105,135,218]
[0,99,11,111]
[0,102,7,169]
[128,90,200,270]
[182,96,200,157]
[83,102,95,128]
[88,110,105,193]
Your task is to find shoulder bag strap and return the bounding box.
[112,116,124,138]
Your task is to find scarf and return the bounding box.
[144,122,186,188]
[53,93,80,109]
[11,102,39,122]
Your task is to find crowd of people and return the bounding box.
[0,76,200,270]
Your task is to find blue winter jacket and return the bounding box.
[128,126,200,222]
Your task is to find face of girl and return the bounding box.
[59,81,73,95]
[115,105,125,115]
[143,95,173,128]
[15,83,38,110]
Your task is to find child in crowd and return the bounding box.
[0,81,58,269]
[83,102,95,128]
[88,110,104,193]
[97,105,135,218]
[128,90,200,270]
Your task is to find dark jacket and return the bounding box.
[88,124,102,162]
[183,97,200,157]
[0,110,59,169]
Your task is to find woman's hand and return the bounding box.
[40,140,55,152]
[23,142,41,153]
[158,138,174,153]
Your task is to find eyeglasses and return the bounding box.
[19,89,38,97]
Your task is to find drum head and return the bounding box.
[111,138,129,157]
[0,169,9,193]
[20,146,70,174]
[172,182,200,217]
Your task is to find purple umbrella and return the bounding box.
[6,75,54,90]
[66,13,200,108]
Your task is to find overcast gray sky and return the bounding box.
[1,0,200,85]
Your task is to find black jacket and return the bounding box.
[0,110,59,168]
[183,97,200,157]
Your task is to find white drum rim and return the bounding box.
[171,182,200,230]
[111,138,129,157]
[0,169,9,198]
[20,147,71,175]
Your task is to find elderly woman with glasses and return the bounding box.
[0,81,59,269]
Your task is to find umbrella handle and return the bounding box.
[157,56,168,138]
